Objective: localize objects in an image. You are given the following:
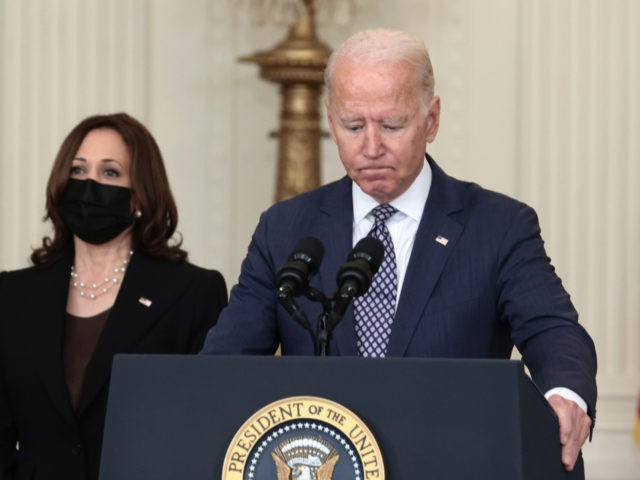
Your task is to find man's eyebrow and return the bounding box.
[340,115,363,123]
[379,115,408,124]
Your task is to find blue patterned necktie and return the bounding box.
[354,204,398,357]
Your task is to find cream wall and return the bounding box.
[0,0,638,478]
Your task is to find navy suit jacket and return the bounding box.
[202,155,597,417]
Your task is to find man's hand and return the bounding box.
[547,394,592,471]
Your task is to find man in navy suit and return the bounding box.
[201,28,596,471]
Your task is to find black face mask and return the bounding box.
[58,179,134,245]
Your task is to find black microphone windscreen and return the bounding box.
[290,236,325,273]
[350,236,384,274]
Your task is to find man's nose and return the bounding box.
[363,127,384,158]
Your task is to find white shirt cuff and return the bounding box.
[544,387,588,413]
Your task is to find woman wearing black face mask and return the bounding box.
[0,113,228,480]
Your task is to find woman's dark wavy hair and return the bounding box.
[31,113,188,265]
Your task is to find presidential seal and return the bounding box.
[222,396,385,480]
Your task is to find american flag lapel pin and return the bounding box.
[138,297,152,308]
[435,235,449,246]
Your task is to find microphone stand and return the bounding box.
[306,287,333,356]
[315,313,330,356]
[280,283,360,357]
[307,287,356,357]
[277,290,316,347]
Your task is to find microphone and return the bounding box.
[276,236,324,298]
[331,236,384,320]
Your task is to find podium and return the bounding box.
[99,355,583,479]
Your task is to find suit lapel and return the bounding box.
[32,250,78,427]
[76,254,187,415]
[387,157,465,356]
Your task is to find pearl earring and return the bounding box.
[134,209,142,219]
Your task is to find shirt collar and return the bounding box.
[352,157,432,223]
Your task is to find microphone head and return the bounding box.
[276,236,325,297]
[349,236,384,275]
[289,236,324,275]
[336,236,385,297]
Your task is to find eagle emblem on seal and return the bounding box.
[271,436,340,480]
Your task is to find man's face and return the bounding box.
[326,59,440,204]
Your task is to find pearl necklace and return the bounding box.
[70,250,133,300]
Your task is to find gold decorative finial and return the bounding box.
[239,0,331,201]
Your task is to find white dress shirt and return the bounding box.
[352,159,432,304]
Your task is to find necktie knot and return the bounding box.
[372,204,397,224]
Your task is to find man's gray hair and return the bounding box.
[324,29,435,108]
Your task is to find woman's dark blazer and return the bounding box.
[0,249,227,480]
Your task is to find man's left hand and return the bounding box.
[547,394,592,471]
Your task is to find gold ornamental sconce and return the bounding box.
[238,0,331,202]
